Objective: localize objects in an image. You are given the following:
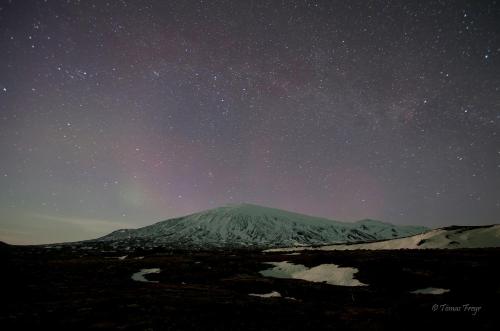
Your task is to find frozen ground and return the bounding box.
[2,244,499,330]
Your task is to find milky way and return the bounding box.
[0,0,499,243]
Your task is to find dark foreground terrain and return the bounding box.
[1,242,499,330]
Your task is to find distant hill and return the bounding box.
[267,224,500,251]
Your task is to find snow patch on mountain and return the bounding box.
[266,224,500,251]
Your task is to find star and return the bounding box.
[0,0,498,244]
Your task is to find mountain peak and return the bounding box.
[220,203,291,212]
[95,204,428,249]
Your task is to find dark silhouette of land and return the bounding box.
[1,243,499,330]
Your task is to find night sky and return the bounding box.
[1,0,499,244]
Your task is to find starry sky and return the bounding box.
[0,0,499,244]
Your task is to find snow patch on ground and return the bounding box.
[249,291,282,298]
[131,268,161,283]
[411,287,450,295]
[260,261,367,286]
[105,255,128,260]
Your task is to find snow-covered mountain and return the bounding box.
[93,203,427,249]
[267,224,500,251]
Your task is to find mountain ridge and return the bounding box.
[93,203,428,249]
[266,224,500,251]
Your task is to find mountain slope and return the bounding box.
[267,224,500,251]
[93,203,427,249]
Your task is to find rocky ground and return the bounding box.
[1,243,499,330]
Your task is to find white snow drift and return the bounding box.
[260,261,367,286]
[411,287,450,295]
[249,291,282,298]
[266,225,500,252]
[131,268,161,283]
